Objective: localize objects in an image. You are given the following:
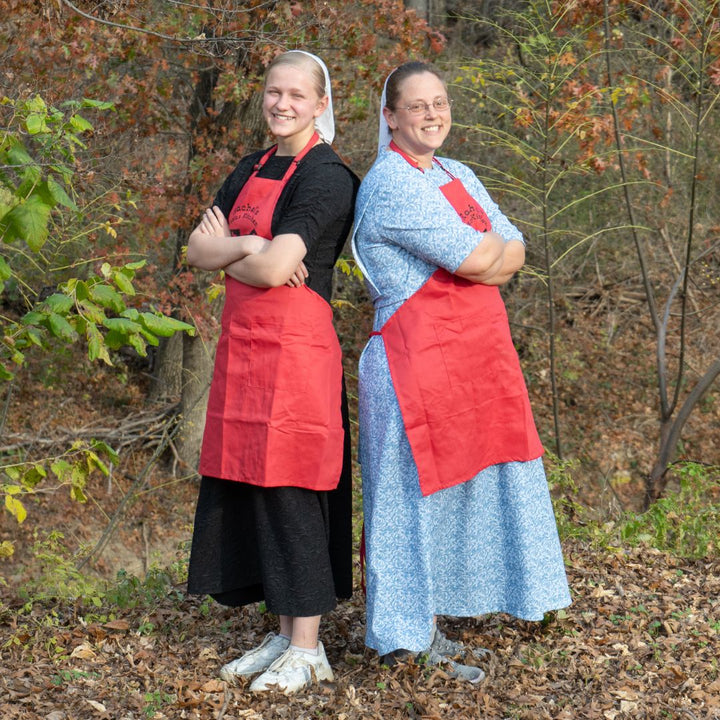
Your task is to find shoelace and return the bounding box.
[272,649,314,670]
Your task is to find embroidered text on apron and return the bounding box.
[370,142,543,496]
[199,133,344,491]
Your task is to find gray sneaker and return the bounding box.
[424,648,486,684]
[219,633,290,684]
[431,627,491,661]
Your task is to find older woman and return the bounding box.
[352,61,571,679]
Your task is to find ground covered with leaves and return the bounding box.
[1,538,718,720]
[2,265,719,720]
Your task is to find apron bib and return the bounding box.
[199,133,344,491]
[373,143,543,496]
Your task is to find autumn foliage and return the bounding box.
[1,1,720,718]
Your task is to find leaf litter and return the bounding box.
[1,540,718,719]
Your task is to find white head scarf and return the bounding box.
[285,50,335,145]
[378,69,395,154]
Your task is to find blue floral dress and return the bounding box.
[353,148,572,656]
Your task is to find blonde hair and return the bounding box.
[266,51,326,99]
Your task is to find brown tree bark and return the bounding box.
[405,0,446,23]
[149,333,183,402]
[174,331,214,474]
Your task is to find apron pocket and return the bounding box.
[247,318,310,393]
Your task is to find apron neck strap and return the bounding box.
[388,140,456,180]
[253,131,320,176]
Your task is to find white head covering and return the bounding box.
[285,50,335,144]
[378,69,395,154]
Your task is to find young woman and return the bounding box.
[352,61,571,680]
[186,51,358,694]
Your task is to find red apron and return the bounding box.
[373,143,544,496]
[198,133,344,491]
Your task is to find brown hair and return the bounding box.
[266,51,326,99]
[384,61,445,111]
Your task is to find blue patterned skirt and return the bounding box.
[358,337,572,656]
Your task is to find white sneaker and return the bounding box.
[249,642,334,694]
[219,633,290,684]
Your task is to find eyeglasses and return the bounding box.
[397,98,453,115]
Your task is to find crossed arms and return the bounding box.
[455,231,525,286]
[185,206,309,287]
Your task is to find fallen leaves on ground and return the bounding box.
[1,540,718,719]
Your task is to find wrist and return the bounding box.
[238,235,264,256]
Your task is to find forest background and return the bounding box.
[1,1,719,719]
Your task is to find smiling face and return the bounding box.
[262,63,328,155]
[383,71,451,168]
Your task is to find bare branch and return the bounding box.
[58,0,288,51]
[60,0,212,43]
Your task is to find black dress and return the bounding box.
[187,144,359,616]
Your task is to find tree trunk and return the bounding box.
[405,0,446,23]
[148,332,184,402]
[175,331,215,476]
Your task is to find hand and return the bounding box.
[285,261,308,287]
[199,206,230,237]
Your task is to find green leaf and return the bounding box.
[69,114,93,133]
[86,451,110,477]
[0,255,11,290]
[72,315,87,335]
[80,99,115,110]
[114,271,135,296]
[3,141,41,195]
[24,328,43,347]
[25,113,48,135]
[51,459,73,481]
[22,464,46,489]
[206,284,225,303]
[103,317,142,334]
[26,95,47,113]
[21,310,45,327]
[88,284,124,313]
[70,485,87,503]
[91,440,119,464]
[1,194,51,250]
[63,277,77,293]
[47,312,77,341]
[78,299,107,325]
[44,293,74,314]
[140,312,195,338]
[65,132,87,150]
[70,463,88,503]
[46,175,77,210]
[128,332,147,357]
[103,329,125,350]
[123,260,146,271]
[4,494,27,523]
[67,279,89,302]
[35,181,58,209]
[138,327,160,346]
[0,189,13,216]
[86,323,112,365]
